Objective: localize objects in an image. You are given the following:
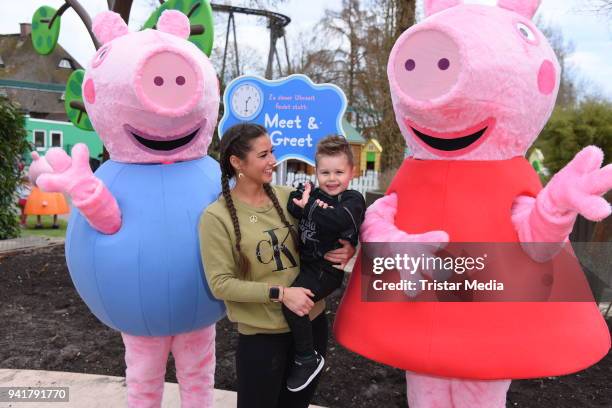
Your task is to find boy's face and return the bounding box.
[315,154,353,196]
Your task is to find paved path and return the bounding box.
[0,369,325,407]
[0,237,64,257]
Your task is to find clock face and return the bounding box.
[231,83,263,120]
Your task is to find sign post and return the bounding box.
[219,74,347,184]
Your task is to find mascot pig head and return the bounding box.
[83,10,219,163]
[388,0,559,160]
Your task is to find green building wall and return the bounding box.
[24,116,103,164]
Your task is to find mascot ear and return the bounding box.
[93,11,129,45]
[423,0,462,18]
[157,10,190,40]
[497,0,541,20]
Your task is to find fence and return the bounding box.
[272,171,379,195]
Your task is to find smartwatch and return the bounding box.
[269,285,283,302]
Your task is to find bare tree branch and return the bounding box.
[112,0,134,23]
[293,0,415,170]
[45,3,70,30]
[64,0,101,49]
[582,0,612,15]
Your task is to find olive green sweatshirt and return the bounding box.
[198,185,323,335]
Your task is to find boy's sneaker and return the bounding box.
[286,351,325,392]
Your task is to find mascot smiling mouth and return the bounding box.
[412,127,487,151]
[405,118,495,155]
[125,122,204,152]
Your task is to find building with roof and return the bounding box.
[26,115,103,164]
[0,23,79,120]
[1,23,103,163]
[285,116,381,177]
[361,138,383,173]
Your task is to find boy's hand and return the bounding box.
[292,181,312,208]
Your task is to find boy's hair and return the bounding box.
[315,135,354,167]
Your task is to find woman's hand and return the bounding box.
[314,199,333,209]
[324,239,356,270]
[282,287,315,316]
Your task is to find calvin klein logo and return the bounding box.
[256,226,298,271]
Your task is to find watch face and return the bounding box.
[269,286,280,300]
[231,83,263,120]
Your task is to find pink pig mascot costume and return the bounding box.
[30,10,223,408]
[335,0,612,407]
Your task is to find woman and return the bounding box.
[199,123,355,408]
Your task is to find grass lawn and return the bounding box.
[19,215,68,238]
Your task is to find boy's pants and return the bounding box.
[282,260,344,355]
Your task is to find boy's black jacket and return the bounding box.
[287,183,366,263]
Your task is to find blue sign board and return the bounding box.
[218,74,347,165]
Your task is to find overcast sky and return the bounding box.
[1,0,611,100]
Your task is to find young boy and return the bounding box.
[284,135,366,392]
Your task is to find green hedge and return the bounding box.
[535,99,612,179]
[0,97,30,239]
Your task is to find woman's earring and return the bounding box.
[238,172,244,179]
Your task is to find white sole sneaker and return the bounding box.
[287,354,326,392]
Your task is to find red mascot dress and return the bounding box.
[334,158,610,380]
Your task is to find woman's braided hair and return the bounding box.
[219,123,298,279]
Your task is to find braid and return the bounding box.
[222,172,250,279]
[217,122,271,279]
[263,183,299,248]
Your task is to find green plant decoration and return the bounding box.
[143,0,214,56]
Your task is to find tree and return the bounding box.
[221,0,287,7]
[321,0,367,121]
[211,42,265,84]
[0,98,30,239]
[291,0,416,171]
[535,99,612,177]
[537,20,578,108]
[583,0,612,16]
[361,0,416,171]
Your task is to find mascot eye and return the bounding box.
[516,22,536,42]
[92,45,111,68]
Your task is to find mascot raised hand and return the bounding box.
[31,10,223,408]
[334,1,611,406]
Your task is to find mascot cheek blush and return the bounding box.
[31,10,222,408]
[334,1,612,407]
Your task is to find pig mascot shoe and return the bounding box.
[334,1,612,407]
[30,10,223,408]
